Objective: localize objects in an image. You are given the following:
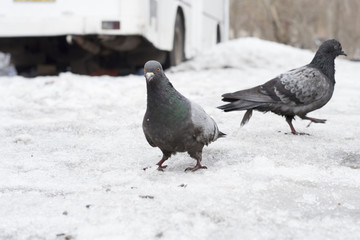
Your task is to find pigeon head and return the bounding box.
[144,60,165,83]
[310,39,346,81]
[318,39,347,57]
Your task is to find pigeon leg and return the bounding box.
[184,159,207,172]
[302,116,327,124]
[185,154,207,172]
[285,116,298,135]
[156,153,170,171]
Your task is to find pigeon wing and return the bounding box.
[261,66,331,106]
[142,122,157,147]
[190,102,220,145]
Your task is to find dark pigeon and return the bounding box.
[218,39,346,135]
[143,60,225,171]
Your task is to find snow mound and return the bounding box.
[172,37,313,72]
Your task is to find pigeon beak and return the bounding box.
[340,50,347,56]
[145,72,155,82]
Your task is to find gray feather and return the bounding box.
[241,110,253,126]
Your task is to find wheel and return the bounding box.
[169,12,185,66]
[216,24,221,44]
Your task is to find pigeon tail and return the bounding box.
[217,99,262,112]
[218,131,226,138]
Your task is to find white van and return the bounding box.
[0,0,228,76]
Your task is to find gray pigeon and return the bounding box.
[218,39,346,134]
[143,60,225,171]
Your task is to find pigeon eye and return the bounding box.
[334,45,338,50]
[156,67,160,72]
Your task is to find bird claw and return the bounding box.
[306,117,326,128]
[304,116,327,124]
[285,131,310,136]
[295,132,310,136]
[184,165,207,172]
[311,118,326,124]
[156,165,167,171]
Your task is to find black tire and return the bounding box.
[169,12,185,66]
[216,24,221,44]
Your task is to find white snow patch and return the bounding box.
[13,134,33,144]
[1,38,360,240]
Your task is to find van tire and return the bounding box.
[169,12,185,66]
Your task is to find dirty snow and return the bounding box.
[0,38,360,240]
[0,52,16,76]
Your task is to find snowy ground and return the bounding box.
[1,38,360,240]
